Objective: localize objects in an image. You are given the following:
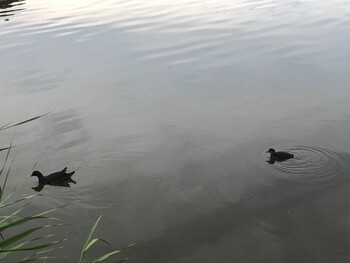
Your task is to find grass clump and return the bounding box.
[80,215,133,263]
[0,115,132,262]
[0,115,64,262]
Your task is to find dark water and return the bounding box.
[2,0,350,262]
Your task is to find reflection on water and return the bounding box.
[88,146,350,263]
[2,0,350,262]
[0,0,25,20]
[32,179,76,192]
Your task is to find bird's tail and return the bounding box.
[66,171,75,177]
[68,178,77,184]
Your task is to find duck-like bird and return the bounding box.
[266,148,294,162]
[31,167,76,185]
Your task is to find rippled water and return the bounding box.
[266,145,346,184]
[2,0,350,262]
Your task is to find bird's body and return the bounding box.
[31,167,76,185]
[266,148,294,162]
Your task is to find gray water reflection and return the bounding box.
[84,145,350,263]
[2,0,350,262]
[134,181,350,263]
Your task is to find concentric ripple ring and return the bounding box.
[269,146,345,184]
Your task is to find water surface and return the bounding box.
[2,0,350,262]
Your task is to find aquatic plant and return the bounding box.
[79,215,133,263]
[0,115,64,262]
[0,115,132,262]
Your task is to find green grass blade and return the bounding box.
[0,216,46,233]
[0,194,38,209]
[18,256,55,263]
[32,156,43,171]
[122,243,135,249]
[0,202,29,226]
[0,172,38,206]
[85,238,112,252]
[0,147,11,153]
[26,246,57,255]
[0,114,49,131]
[0,141,12,177]
[0,233,59,260]
[0,238,30,260]
[0,157,14,202]
[0,234,64,253]
[17,258,40,263]
[79,215,103,263]
[91,250,122,263]
[0,139,13,202]
[0,166,11,201]
[0,227,43,248]
[18,249,58,262]
[0,122,12,130]
[0,204,66,233]
[0,240,62,252]
[84,238,99,252]
[32,204,68,219]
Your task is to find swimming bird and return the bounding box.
[266,148,294,162]
[31,167,76,185]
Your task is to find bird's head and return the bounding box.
[266,148,276,154]
[31,171,43,178]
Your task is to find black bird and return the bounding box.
[266,148,294,163]
[31,167,76,185]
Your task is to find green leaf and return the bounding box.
[0,140,13,202]
[0,240,61,252]
[0,215,46,233]
[91,251,122,263]
[0,233,60,260]
[0,122,12,130]
[17,258,40,263]
[113,258,129,263]
[0,227,43,248]
[85,238,112,252]
[84,238,99,252]
[0,176,37,207]
[0,202,29,226]
[18,257,55,263]
[0,147,11,153]
[0,238,29,260]
[79,215,103,263]
[0,194,38,209]
[0,204,66,233]
[0,114,49,131]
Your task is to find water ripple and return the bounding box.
[268,146,345,185]
[1,0,350,68]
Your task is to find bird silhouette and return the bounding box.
[31,167,76,185]
[266,148,294,163]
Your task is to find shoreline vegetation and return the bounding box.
[0,115,132,262]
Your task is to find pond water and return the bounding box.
[2,0,350,262]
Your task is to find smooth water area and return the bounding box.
[2,0,350,262]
